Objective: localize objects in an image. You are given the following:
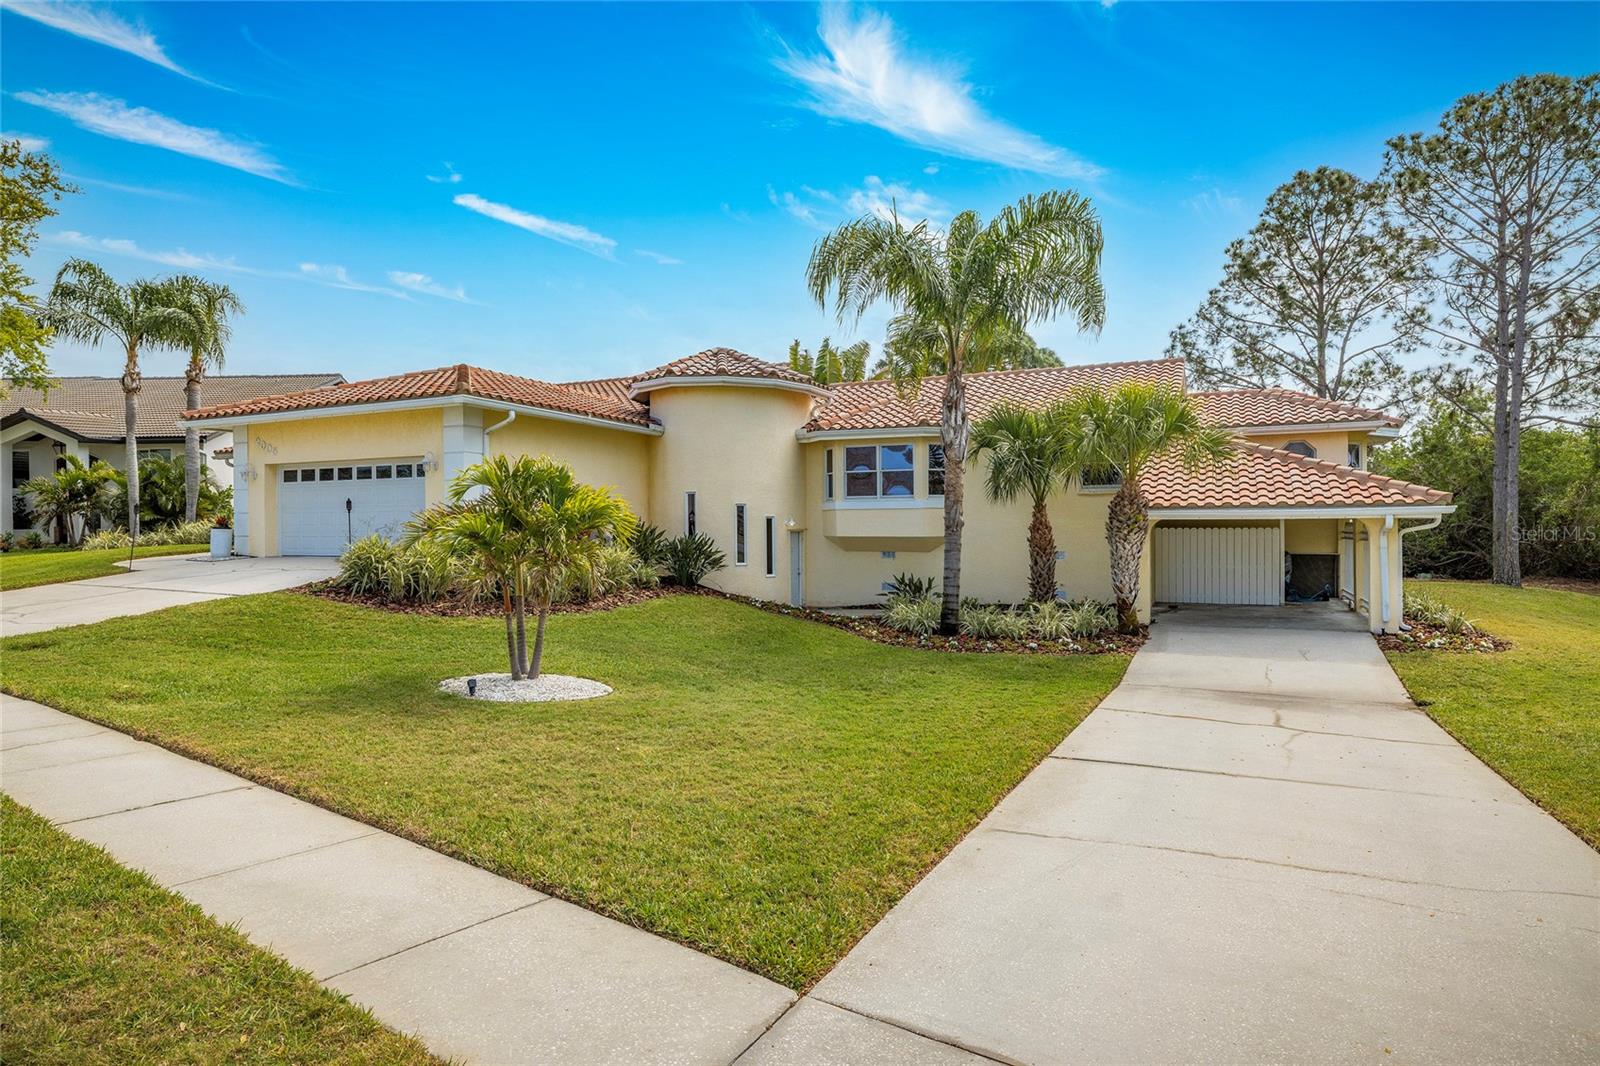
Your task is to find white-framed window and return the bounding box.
[138,448,172,461]
[1347,443,1361,468]
[735,504,747,565]
[764,515,776,577]
[1080,465,1122,490]
[824,449,835,500]
[845,444,915,498]
[927,444,945,496]
[1283,440,1317,458]
[685,491,697,535]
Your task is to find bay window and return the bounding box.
[845,443,916,498]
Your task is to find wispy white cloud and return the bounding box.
[426,161,462,185]
[1,2,210,84]
[768,184,821,227]
[13,91,292,183]
[777,7,1102,181]
[46,229,250,273]
[299,263,407,298]
[1187,187,1245,218]
[63,173,190,200]
[770,175,944,229]
[453,193,616,258]
[387,270,475,303]
[634,250,683,266]
[4,130,49,151]
[720,202,751,223]
[922,163,939,175]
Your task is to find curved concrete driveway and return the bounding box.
[746,605,1600,1064]
[1,554,338,636]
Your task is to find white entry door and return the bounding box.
[277,459,425,556]
[1154,525,1283,606]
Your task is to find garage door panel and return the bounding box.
[1155,525,1282,606]
[277,460,425,557]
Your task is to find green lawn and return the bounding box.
[1388,580,1599,848]
[1,797,437,1065]
[0,544,208,591]
[0,592,1127,989]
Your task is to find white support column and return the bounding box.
[441,404,485,488]
[232,436,250,556]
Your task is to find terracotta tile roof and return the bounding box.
[212,444,234,458]
[559,376,637,406]
[1193,388,1401,429]
[2,374,343,440]
[185,364,655,428]
[804,358,1186,432]
[632,347,817,390]
[1144,441,1451,509]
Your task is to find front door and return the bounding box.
[789,531,803,606]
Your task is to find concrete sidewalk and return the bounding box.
[742,605,1600,1064]
[0,554,339,636]
[1,693,794,1065]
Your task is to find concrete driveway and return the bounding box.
[746,605,1600,1064]
[1,554,338,636]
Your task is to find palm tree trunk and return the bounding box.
[502,584,519,679]
[938,356,969,634]
[513,581,529,678]
[184,363,203,524]
[1027,497,1057,602]
[1105,483,1148,634]
[529,601,550,679]
[122,342,142,554]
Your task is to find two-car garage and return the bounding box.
[276,458,426,556]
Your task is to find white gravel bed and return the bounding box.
[438,673,612,703]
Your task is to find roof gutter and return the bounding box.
[795,426,942,441]
[184,395,663,436]
[1148,504,1455,520]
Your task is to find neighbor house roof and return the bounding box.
[2,374,344,441]
[186,364,656,428]
[630,348,818,394]
[1192,389,1402,430]
[1145,442,1451,510]
[803,358,1187,433]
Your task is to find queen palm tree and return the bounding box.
[171,276,244,522]
[807,192,1105,632]
[1059,383,1234,633]
[970,401,1078,602]
[45,261,190,548]
[409,455,636,679]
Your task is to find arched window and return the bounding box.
[1283,440,1317,459]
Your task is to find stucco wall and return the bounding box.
[1250,430,1353,465]
[646,385,812,601]
[486,415,652,524]
[239,409,445,556]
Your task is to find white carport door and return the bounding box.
[1154,525,1282,605]
[277,459,425,556]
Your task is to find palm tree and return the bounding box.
[787,337,871,384]
[807,192,1105,632]
[1059,383,1234,633]
[20,455,117,546]
[171,276,243,523]
[872,320,1063,379]
[409,455,636,679]
[45,261,190,547]
[970,401,1078,602]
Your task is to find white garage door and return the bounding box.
[277,459,426,556]
[1154,525,1283,605]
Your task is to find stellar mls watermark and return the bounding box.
[1513,524,1597,543]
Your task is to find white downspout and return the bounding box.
[1380,515,1393,627]
[483,410,517,438]
[1395,514,1444,630]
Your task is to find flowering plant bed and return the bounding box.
[1378,623,1509,654]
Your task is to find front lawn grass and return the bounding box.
[0,797,437,1065]
[0,544,207,591]
[0,592,1127,988]
[1388,580,1599,848]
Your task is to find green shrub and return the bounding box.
[388,540,460,603]
[881,572,937,600]
[138,520,212,546]
[664,533,726,587]
[629,557,662,590]
[1062,598,1116,638]
[336,536,400,598]
[1404,591,1476,634]
[80,529,132,551]
[1028,600,1072,640]
[628,523,671,569]
[19,531,44,549]
[884,594,940,636]
[960,604,1030,640]
[0,531,11,552]
[560,544,640,603]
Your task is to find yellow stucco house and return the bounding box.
[186,349,1454,633]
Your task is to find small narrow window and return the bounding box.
[927,445,945,496]
[356,466,373,480]
[283,468,298,483]
[685,491,697,535]
[11,450,29,483]
[318,468,335,481]
[376,465,393,479]
[337,467,353,480]
[1081,466,1123,488]
[1347,444,1361,468]
[395,463,414,478]
[300,468,316,481]
[764,516,776,577]
[880,444,914,497]
[845,446,877,497]
[1283,440,1317,459]
[735,504,747,565]
[824,449,835,500]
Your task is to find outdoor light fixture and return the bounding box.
[50,439,65,456]
[468,678,478,696]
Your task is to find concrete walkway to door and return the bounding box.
[741,605,1600,1064]
[0,554,338,636]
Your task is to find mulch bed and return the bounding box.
[301,581,1142,656]
[1378,621,1510,654]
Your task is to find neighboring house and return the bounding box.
[3,374,344,535]
[185,350,1453,633]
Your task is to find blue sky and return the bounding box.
[3,1,1595,384]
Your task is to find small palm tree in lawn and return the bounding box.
[409,455,636,680]
[171,276,243,523]
[1059,383,1234,633]
[45,261,190,553]
[970,401,1078,603]
[807,192,1105,633]
[20,456,117,546]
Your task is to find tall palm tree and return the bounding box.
[45,261,190,546]
[1059,383,1234,633]
[788,337,871,384]
[409,455,636,679]
[807,192,1105,632]
[970,401,1078,602]
[171,276,243,522]
[872,319,1063,379]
